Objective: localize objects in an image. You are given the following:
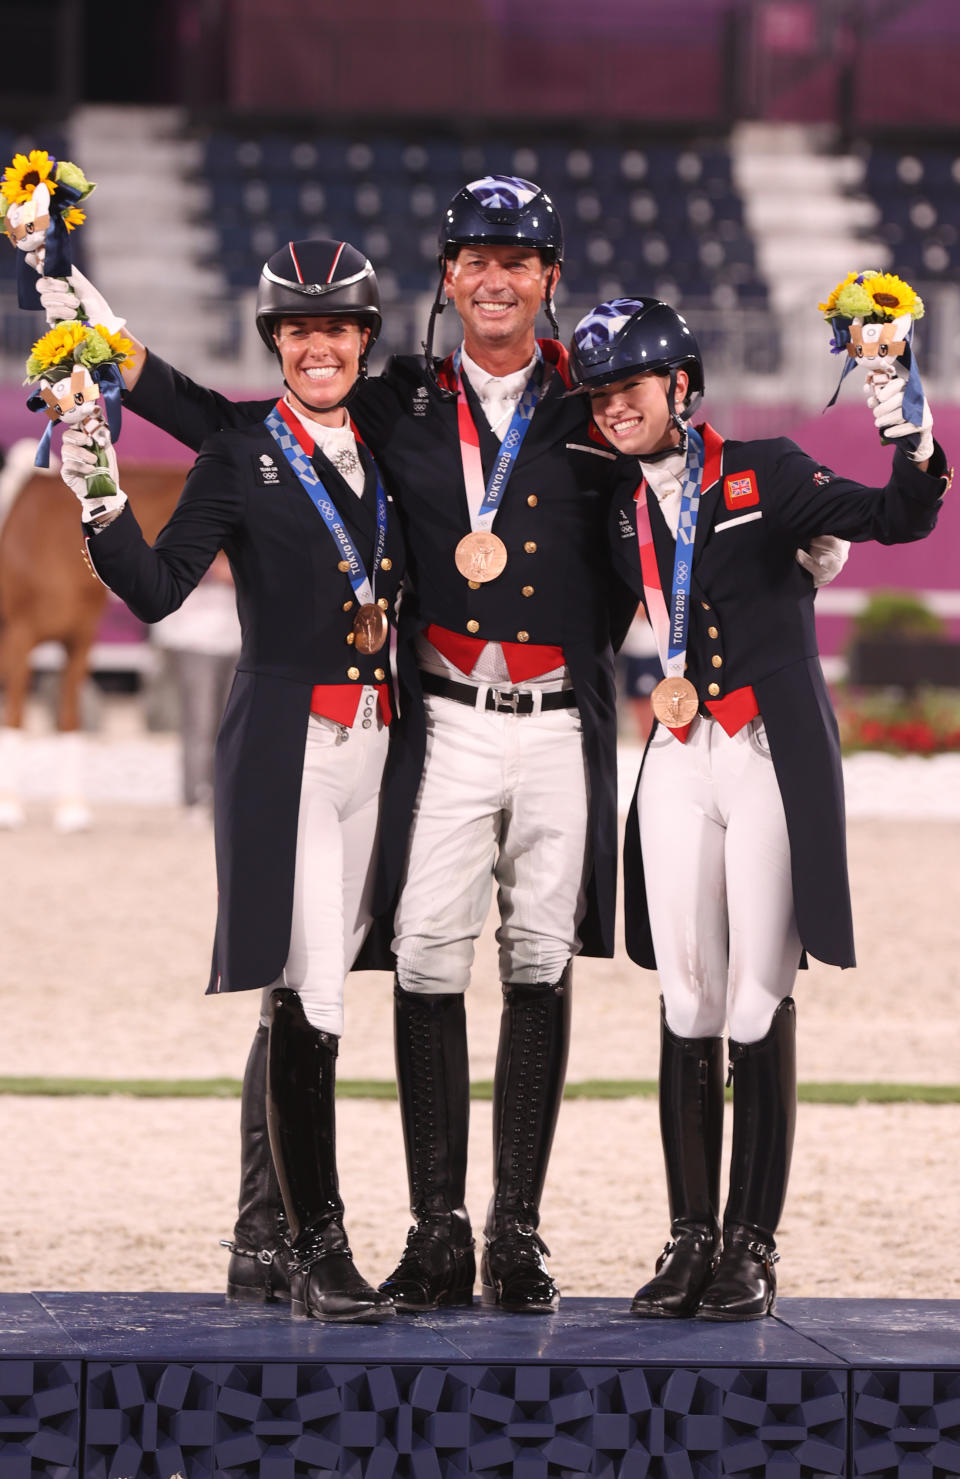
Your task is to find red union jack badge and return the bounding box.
[723,470,759,510]
[813,470,833,486]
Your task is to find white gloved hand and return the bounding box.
[796,534,851,587]
[865,363,933,463]
[60,419,128,525]
[36,267,126,334]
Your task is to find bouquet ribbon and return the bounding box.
[27,360,124,468]
[824,321,925,426]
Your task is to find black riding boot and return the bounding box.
[222,1023,292,1302]
[481,966,572,1313]
[379,981,475,1311]
[632,1003,724,1318]
[699,996,797,1322]
[266,988,394,1322]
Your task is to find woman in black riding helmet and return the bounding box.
[56,240,404,1322]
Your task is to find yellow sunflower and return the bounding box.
[94,324,135,370]
[817,270,877,319]
[1,149,57,206]
[864,272,924,321]
[62,206,86,232]
[27,320,90,377]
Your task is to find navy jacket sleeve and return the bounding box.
[123,352,276,453]
[763,437,949,546]
[86,438,245,621]
[123,350,411,459]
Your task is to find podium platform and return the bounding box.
[2,1293,959,1476]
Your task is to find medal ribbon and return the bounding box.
[633,425,705,679]
[454,347,545,534]
[265,401,387,607]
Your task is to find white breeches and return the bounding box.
[638,715,802,1044]
[394,692,591,993]
[260,700,388,1037]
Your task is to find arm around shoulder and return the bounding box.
[122,350,276,454]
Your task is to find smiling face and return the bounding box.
[588,367,690,458]
[272,315,370,423]
[444,244,556,368]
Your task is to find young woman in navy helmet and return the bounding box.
[569,295,949,1320]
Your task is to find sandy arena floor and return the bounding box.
[1,715,958,1303]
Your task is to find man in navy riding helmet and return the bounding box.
[568,294,949,1320]
[39,175,634,1314]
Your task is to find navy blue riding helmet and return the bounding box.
[569,297,704,412]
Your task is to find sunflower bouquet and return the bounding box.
[0,149,96,309]
[24,320,133,490]
[818,269,927,422]
[818,270,924,362]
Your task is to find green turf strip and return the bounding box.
[0,1077,958,1105]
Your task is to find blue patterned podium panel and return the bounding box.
[0,1294,958,1477]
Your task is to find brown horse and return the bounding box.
[0,447,189,826]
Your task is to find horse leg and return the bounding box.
[52,634,95,833]
[0,622,32,829]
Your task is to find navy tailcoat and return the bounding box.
[86,418,405,991]
[609,423,949,970]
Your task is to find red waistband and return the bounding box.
[666,684,760,744]
[425,623,565,683]
[310,683,392,727]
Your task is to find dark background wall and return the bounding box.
[1,0,959,133]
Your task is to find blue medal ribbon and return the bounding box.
[665,425,705,678]
[264,403,387,606]
[454,347,544,529]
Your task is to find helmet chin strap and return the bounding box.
[636,370,689,463]
[640,369,706,462]
[543,263,560,339]
[422,267,457,400]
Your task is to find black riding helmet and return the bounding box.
[568,297,705,442]
[256,239,382,409]
[438,174,563,266]
[424,175,564,390]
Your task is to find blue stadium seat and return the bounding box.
[195,127,769,336]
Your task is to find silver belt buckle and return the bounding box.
[492,688,522,714]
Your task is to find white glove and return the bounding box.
[60,419,128,525]
[796,535,851,587]
[865,363,933,463]
[36,267,126,334]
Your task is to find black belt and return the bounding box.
[420,671,577,715]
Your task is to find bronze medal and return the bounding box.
[651,676,699,729]
[352,603,388,655]
[455,531,508,584]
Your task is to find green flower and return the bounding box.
[55,159,96,202]
[833,281,877,319]
[75,324,120,370]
